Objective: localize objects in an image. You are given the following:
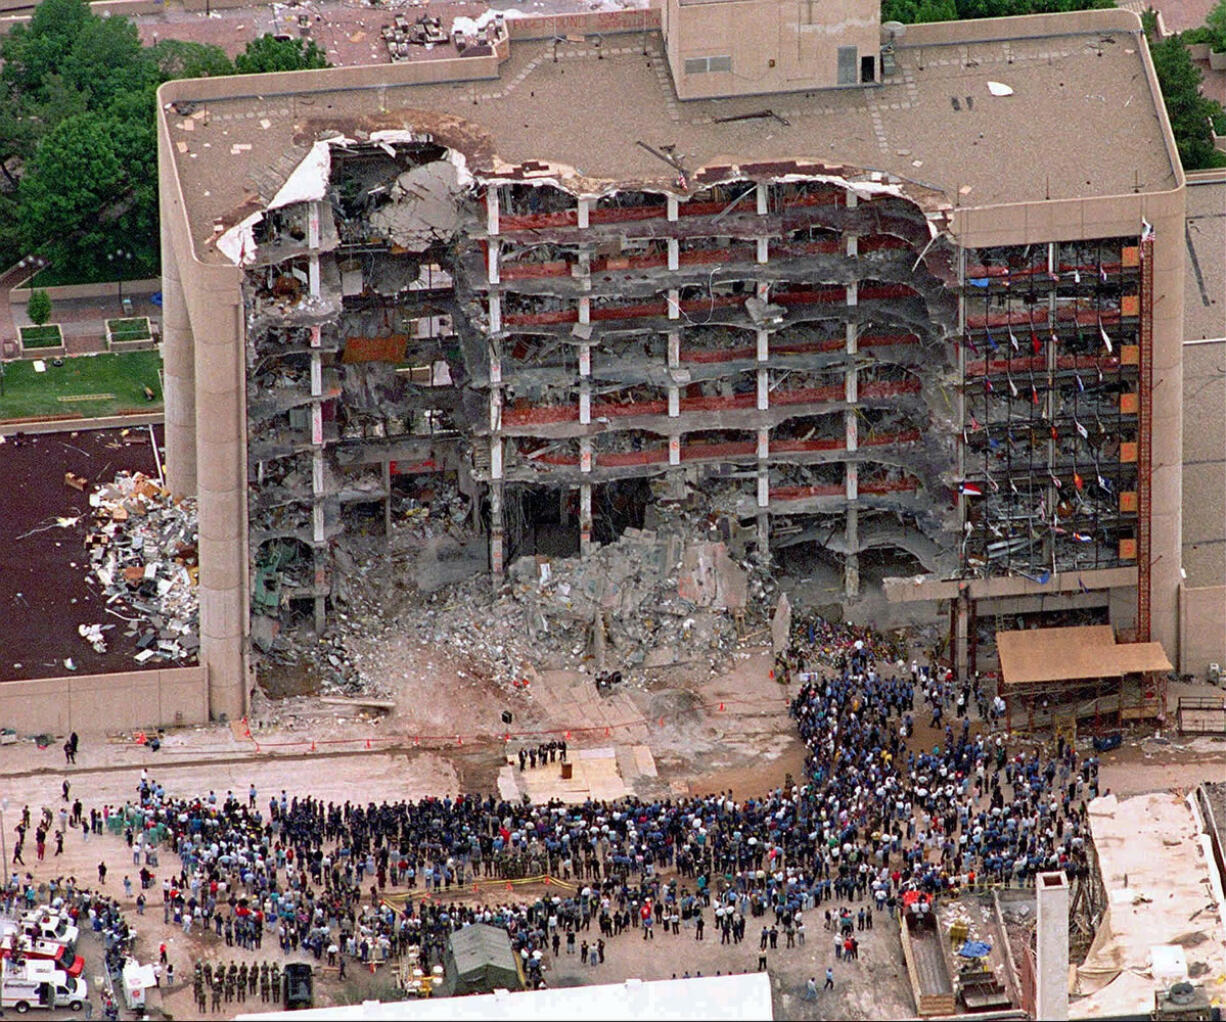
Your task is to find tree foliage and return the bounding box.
[149,39,234,80]
[234,34,330,74]
[26,288,51,326]
[1148,29,1226,170]
[884,0,1111,24]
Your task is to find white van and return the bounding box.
[0,959,88,1012]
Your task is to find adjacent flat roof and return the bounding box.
[161,12,1177,263]
[1183,337,1226,588]
[236,972,775,1021]
[1183,179,1226,342]
[996,625,1172,685]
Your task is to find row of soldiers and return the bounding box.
[192,960,281,1012]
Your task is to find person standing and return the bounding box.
[824,967,834,990]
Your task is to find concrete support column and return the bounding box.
[580,436,592,474]
[757,329,769,362]
[308,255,320,299]
[668,288,680,320]
[489,295,502,335]
[486,188,499,236]
[756,182,768,216]
[579,296,590,324]
[756,238,768,263]
[844,505,860,599]
[489,479,504,577]
[382,459,392,538]
[757,368,769,411]
[577,197,590,229]
[846,234,858,257]
[667,195,678,221]
[579,481,592,557]
[579,382,591,425]
[846,281,858,307]
[955,586,970,683]
[194,288,246,721]
[307,202,321,297]
[669,435,680,466]
[578,345,590,378]
[757,424,771,556]
[1036,872,1070,1022]
[668,387,679,417]
[845,190,858,209]
[845,461,858,501]
[668,238,679,271]
[160,245,197,497]
[667,332,680,368]
[487,240,500,285]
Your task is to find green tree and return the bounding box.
[1148,29,1226,169]
[1207,0,1226,50]
[26,288,51,326]
[234,34,330,74]
[18,114,130,279]
[0,0,93,100]
[150,39,235,80]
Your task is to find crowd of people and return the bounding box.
[6,617,1108,1009]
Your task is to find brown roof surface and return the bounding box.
[161,16,1177,263]
[1183,179,1226,342]
[997,625,1173,685]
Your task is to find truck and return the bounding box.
[0,958,89,1012]
[1,934,86,977]
[18,911,79,951]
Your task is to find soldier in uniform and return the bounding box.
[237,961,248,1002]
[210,970,223,1012]
[260,962,271,1002]
[248,961,258,997]
[270,962,281,1002]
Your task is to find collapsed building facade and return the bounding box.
[156,0,1186,719]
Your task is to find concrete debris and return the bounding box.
[78,622,110,653]
[325,522,776,692]
[84,471,200,664]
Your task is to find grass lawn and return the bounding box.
[19,324,63,348]
[107,317,152,342]
[0,351,163,421]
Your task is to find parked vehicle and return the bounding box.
[1,935,85,977]
[0,958,88,1012]
[283,962,313,1010]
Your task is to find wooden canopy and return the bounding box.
[997,625,1172,686]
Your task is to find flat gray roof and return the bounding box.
[161,14,1177,262]
[1184,179,1226,342]
[1183,337,1226,588]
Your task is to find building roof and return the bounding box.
[1183,179,1226,342]
[1074,792,1226,1016]
[996,625,1173,685]
[1183,336,1226,588]
[235,972,775,1021]
[160,10,1178,264]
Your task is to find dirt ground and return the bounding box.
[4,638,1226,1019]
[0,426,166,681]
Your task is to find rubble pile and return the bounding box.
[84,472,200,664]
[333,526,777,690]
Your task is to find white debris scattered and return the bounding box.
[987,81,1014,97]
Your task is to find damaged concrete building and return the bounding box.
[157,0,1186,718]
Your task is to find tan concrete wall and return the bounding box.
[1181,585,1226,680]
[158,86,247,722]
[0,666,209,733]
[663,0,879,99]
[10,278,160,302]
[507,7,661,40]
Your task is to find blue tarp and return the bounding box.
[958,939,992,958]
